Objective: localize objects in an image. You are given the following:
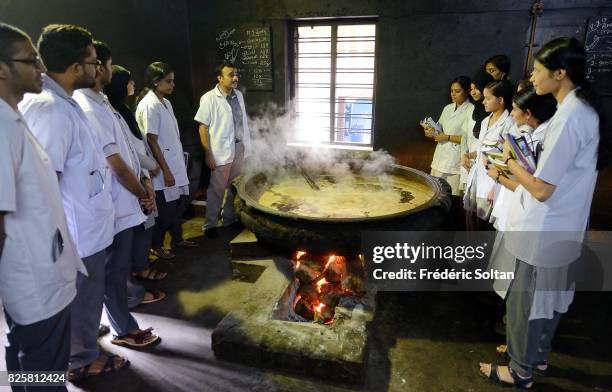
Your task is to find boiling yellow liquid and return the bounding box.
[257,174,435,218]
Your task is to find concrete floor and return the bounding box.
[1,217,611,391]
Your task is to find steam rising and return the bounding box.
[245,102,396,183]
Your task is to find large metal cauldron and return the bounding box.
[233,164,452,253]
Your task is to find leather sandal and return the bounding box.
[481,363,534,390]
[68,353,129,381]
[111,327,159,348]
[150,248,175,260]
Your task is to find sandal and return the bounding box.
[140,288,167,305]
[480,363,534,390]
[68,353,129,381]
[134,268,167,281]
[171,240,198,248]
[111,327,159,348]
[496,345,548,373]
[150,248,175,260]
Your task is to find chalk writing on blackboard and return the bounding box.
[215,26,273,91]
[585,16,612,96]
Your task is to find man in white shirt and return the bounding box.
[195,63,251,238]
[74,40,160,353]
[0,22,85,388]
[19,24,128,380]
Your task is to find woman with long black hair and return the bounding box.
[135,62,196,260]
[105,65,167,306]
[479,37,609,390]
[486,87,557,231]
[459,70,493,197]
[422,76,474,196]
[463,80,514,228]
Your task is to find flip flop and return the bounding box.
[140,288,167,304]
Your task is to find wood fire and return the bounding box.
[291,252,364,324]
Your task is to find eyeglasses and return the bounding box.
[81,59,102,67]
[1,56,45,68]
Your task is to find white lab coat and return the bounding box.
[465,110,515,200]
[136,90,189,193]
[502,90,598,319]
[0,99,85,325]
[430,100,474,175]
[194,85,252,166]
[20,75,115,259]
[74,89,147,235]
[492,121,550,231]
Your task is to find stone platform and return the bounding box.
[212,235,376,384]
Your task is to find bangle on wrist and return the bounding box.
[504,157,512,165]
[447,135,451,142]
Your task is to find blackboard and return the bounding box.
[215,26,273,91]
[585,16,612,96]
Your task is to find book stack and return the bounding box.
[485,151,510,173]
[507,135,537,173]
[485,134,538,174]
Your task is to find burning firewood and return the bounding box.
[297,283,319,303]
[320,283,344,308]
[295,263,321,283]
[323,255,346,283]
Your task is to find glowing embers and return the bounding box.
[290,251,365,324]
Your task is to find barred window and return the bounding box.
[291,20,377,147]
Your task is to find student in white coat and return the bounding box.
[460,70,494,194]
[486,87,557,231]
[19,24,131,379]
[423,76,473,196]
[463,80,514,228]
[0,22,85,385]
[74,41,160,356]
[195,62,252,238]
[479,37,609,390]
[136,62,197,259]
[105,64,168,305]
